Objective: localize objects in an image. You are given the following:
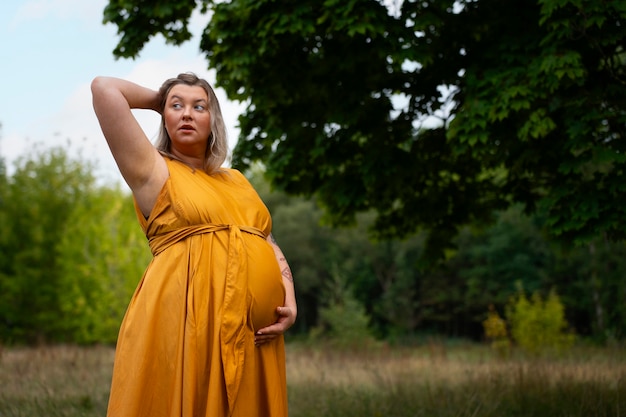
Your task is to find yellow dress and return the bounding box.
[106,157,288,417]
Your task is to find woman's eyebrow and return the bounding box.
[169,95,208,103]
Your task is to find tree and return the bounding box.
[311,266,376,348]
[550,236,626,341]
[0,145,152,344]
[0,147,96,343]
[56,188,151,344]
[103,0,626,255]
[252,166,428,339]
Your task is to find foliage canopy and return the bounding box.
[103,0,626,254]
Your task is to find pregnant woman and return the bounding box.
[91,73,297,417]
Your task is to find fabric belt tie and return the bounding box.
[148,224,266,414]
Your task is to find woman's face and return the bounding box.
[163,84,212,162]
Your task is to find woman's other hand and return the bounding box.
[254,306,297,346]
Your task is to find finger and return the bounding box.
[257,322,286,336]
[255,332,277,346]
[277,306,295,318]
[255,333,277,342]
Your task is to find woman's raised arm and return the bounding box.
[91,76,168,215]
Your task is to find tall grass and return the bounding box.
[1,342,624,416]
[0,345,113,416]
[287,341,625,417]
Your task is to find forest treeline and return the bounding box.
[1,148,625,345]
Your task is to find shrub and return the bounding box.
[506,286,575,355]
[482,304,511,358]
[310,268,376,348]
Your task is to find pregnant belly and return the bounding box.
[246,241,286,331]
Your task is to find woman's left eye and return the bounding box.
[195,105,206,111]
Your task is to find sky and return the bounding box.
[0,0,246,186]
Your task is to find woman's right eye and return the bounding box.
[172,103,182,109]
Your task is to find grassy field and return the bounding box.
[0,341,624,416]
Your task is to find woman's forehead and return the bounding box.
[168,84,208,101]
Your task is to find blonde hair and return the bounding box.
[155,72,229,173]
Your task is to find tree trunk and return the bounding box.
[589,242,604,335]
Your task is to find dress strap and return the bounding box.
[148,223,266,413]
